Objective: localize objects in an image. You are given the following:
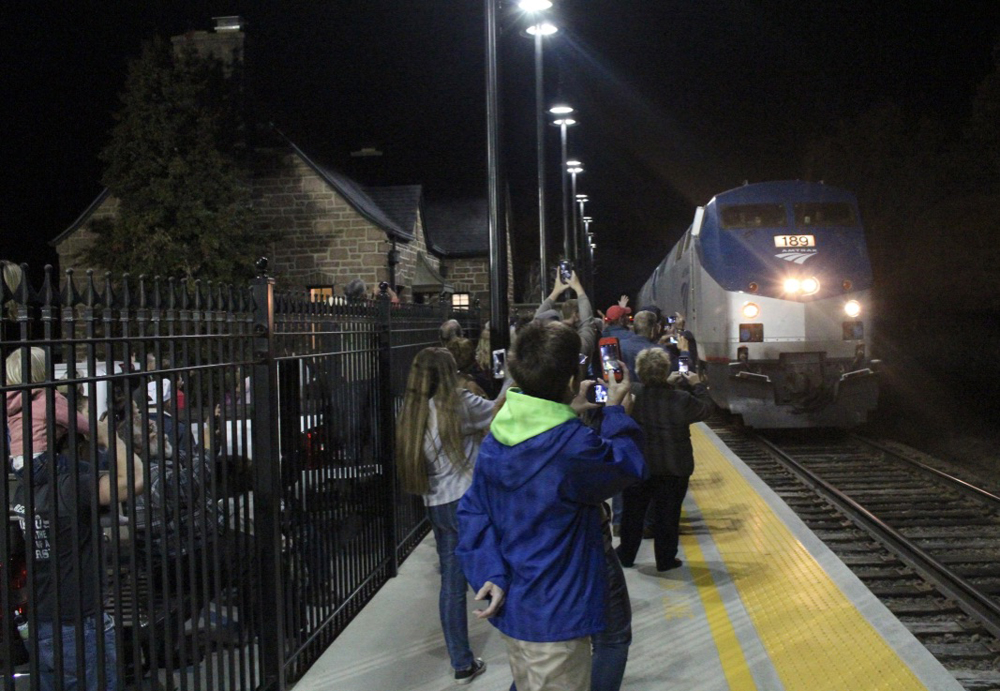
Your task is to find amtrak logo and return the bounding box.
[775,250,817,265]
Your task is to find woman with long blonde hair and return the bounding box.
[396,347,493,684]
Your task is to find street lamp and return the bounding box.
[567,165,583,262]
[521,4,558,301]
[551,106,575,260]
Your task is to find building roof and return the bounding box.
[278,132,415,242]
[53,133,418,247]
[423,198,489,258]
[50,188,112,247]
[364,186,423,235]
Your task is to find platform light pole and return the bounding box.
[551,106,575,260]
[485,0,508,349]
[523,8,558,301]
[567,164,583,262]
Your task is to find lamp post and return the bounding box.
[522,8,558,301]
[583,216,594,295]
[575,193,588,262]
[551,106,575,260]
[485,0,508,349]
[567,164,583,262]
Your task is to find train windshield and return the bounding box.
[719,203,787,229]
[794,202,857,227]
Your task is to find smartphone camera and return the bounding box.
[558,260,573,285]
[678,356,690,374]
[587,382,609,405]
[599,344,623,382]
[491,349,506,379]
[378,281,390,292]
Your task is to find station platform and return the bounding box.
[291,423,964,691]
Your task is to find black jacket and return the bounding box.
[630,382,714,477]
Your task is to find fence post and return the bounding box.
[251,259,286,690]
[377,291,399,576]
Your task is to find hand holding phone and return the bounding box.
[586,381,608,405]
[558,260,573,285]
[491,349,506,379]
[598,337,623,383]
[678,355,690,374]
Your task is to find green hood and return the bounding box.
[491,389,577,446]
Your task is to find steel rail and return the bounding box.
[852,434,1000,507]
[755,434,1000,640]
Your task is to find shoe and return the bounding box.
[657,558,683,572]
[455,658,486,685]
[612,524,621,537]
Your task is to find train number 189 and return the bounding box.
[773,234,815,248]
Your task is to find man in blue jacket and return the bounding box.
[457,320,646,691]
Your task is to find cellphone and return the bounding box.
[668,336,678,344]
[558,260,573,284]
[491,349,506,379]
[678,356,690,374]
[598,337,623,383]
[666,315,677,325]
[587,382,609,405]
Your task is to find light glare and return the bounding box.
[783,278,801,294]
[518,0,553,11]
[549,104,574,114]
[801,277,820,295]
[526,22,559,36]
[742,302,760,319]
[844,300,862,318]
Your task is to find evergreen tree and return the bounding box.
[86,37,265,284]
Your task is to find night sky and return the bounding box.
[3,2,998,308]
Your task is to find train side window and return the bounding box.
[675,230,689,262]
[720,203,787,229]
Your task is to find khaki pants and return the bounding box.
[501,633,591,691]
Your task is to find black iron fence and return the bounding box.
[0,262,478,690]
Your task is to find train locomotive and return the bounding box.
[637,180,879,428]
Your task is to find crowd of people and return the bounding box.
[396,266,714,690]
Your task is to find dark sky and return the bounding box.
[3,2,998,307]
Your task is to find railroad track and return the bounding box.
[708,422,1000,691]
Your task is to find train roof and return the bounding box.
[707,180,856,207]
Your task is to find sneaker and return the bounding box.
[455,658,486,685]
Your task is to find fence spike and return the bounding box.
[41,265,56,308]
[84,269,97,308]
[103,271,116,309]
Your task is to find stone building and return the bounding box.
[51,17,512,311]
[52,131,510,310]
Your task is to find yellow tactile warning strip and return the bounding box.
[683,425,932,691]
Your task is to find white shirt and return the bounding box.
[421,389,494,506]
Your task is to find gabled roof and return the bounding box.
[278,132,414,242]
[50,188,111,247]
[423,198,489,258]
[364,185,423,235]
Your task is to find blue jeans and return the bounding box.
[427,501,474,671]
[591,547,631,691]
[36,613,118,691]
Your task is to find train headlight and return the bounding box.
[783,278,801,294]
[844,300,862,318]
[741,302,760,319]
[801,277,820,295]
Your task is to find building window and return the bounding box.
[309,286,336,304]
[452,292,471,309]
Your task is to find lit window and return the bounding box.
[452,292,471,309]
[309,287,335,304]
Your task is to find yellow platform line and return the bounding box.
[685,426,929,691]
[680,526,759,690]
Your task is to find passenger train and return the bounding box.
[637,181,879,428]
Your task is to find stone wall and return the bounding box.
[253,148,438,297]
[54,196,120,273]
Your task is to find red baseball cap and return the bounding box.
[606,305,632,322]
